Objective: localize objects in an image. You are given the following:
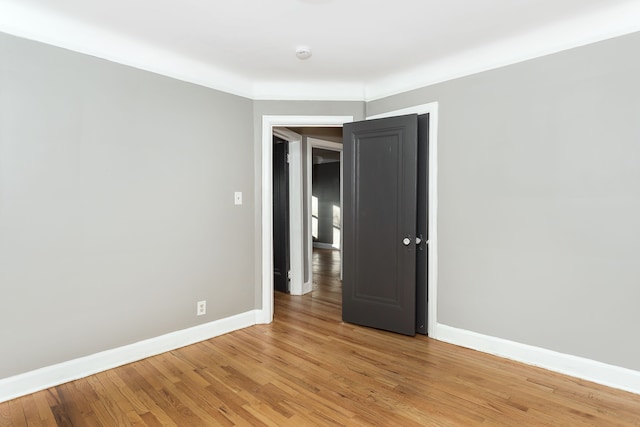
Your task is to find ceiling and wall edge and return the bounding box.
[365,2,640,101]
[1,2,640,102]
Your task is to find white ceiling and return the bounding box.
[1,0,640,101]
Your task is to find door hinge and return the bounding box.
[286,153,290,163]
[287,270,292,280]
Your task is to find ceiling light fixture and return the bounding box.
[296,47,312,60]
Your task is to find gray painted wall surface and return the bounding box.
[368,32,640,371]
[0,33,255,378]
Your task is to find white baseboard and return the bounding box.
[436,323,640,395]
[6,315,636,404]
[0,310,259,403]
[302,280,313,295]
[254,308,271,325]
[313,242,337,250]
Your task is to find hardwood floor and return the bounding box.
[2,248,640,426]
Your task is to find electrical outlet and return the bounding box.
[197,300,206,316]
[234,191,242,205]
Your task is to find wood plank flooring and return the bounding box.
[2,248,640,426]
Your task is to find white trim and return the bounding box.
[0,310,259,403]
[273,128,304,296]
[366,102,439,338]
[289,137,304,296]
[3,2,639,102]
[436,323,640,395]
[363,3,640,101]
[0,1,255,99]
[305,139,314,295]
[261,116,353,324]
[367,104,436,120]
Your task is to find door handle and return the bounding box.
[415,237,422,245]
[402,237,411,246]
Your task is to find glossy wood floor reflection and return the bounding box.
[2,249,640,426]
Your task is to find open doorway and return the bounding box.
[261,117,352,323]
[309,142,342,304]
[271,126,344,304]
[272,135,290,294]
[260,106,438,337]
[311,147,341,251]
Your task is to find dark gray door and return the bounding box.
[343,114,418,336]
[273,137,290,293]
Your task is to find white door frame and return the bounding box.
[260,107,438,337]
[307,138,343,292]
[260,115,353,324]
[367,102,439,338]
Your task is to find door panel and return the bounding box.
[273,137,290,293]
[343,115,418,336]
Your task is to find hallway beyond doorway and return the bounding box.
[311,248,341,306]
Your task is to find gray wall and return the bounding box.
[368,32,640,371]
[312,162,341,245]
[0,32,255,378]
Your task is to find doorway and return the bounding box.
[271,127,344,296]
[311,147,341,249]
[366,103,439,337]
[310,142,343,301]
[342,113,427,336]
[308,138,343,284]
[260,106,438,338]
[261,116,352,323]
[272,135,290,293]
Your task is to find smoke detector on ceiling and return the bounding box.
[296,47,312,60]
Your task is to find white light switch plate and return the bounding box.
[234,192,242,205]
